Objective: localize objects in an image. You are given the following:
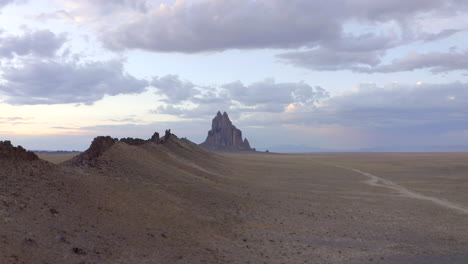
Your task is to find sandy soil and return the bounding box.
[37,153,79,164]
[1,144,467,263]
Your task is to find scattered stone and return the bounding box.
[23,238,38,246]
[72,247,87,255]
[49,208,59,216]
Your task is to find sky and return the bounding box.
[0,0,467,151]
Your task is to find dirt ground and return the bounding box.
[2,145,468,263]
[37,153,79,164]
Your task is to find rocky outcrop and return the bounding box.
[164,129,171,141]
[150,132,160,144]
[200,111,254,152]
[119,137,147,146]
[66,136,117,166]
[0,141,38,161]
[66,129,176,167]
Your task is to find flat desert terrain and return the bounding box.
[2,140,468,263]
[37,153,80,164]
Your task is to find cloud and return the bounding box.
[152,76,329,117]
[0,116,29,125]
[279,48,468,73]
[97,0,464,53]
[277,48,383,71]
[359,50,468,73]
[0,30,67,58]
[101,0,341,52]
[40,0,466,74]
[79,0,150,14]
[0,0,14,9]
[151,74,198,103]
[32,10,76,22]
[0,59,148,105]
[422,28,466,42]
[285,82,468,131]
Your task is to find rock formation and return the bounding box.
[200,111,254,152]
[67,130,176,167]
[150,132,160,144]
[87,136,118,159]
[119,137,147,146]
[164,129,171,141]
[0,140,38,161]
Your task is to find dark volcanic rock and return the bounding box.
[150,132,160,144]
[160,129,173,144]
[66,136,117,166]
[0,141,38,161]
[200,111,253,152]
[85,136,117,160]
[119,137,147,146]
[164,129,171,141]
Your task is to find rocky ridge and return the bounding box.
[66,130,173,167]
[0,140,39,161]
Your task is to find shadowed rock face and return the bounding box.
[119,137,147,146]
[66,136,117,166]
[150,132,160,144]
[66,130,176,167]
[0,141,38,161]
[200,111,253,152]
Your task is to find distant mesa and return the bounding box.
[0,140,39,161]
[200,111,254,152]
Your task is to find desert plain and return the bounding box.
[1,138,468,264]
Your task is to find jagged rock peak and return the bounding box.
[0,140,39,161]
[200,111,254,152]
[84,136,118,160]
[164,129,171,141]
[243,138,251,149]
[150,132,160,144]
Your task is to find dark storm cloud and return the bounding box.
[0,30,66,58]
[0,59,148,105]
